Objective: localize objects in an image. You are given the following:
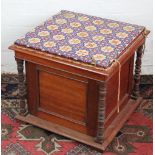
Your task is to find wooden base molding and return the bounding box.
[16,97,142,152]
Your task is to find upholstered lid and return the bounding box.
[15,10,145,68]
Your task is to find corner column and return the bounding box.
[95,82,106,144]
[131,44,144,99]
[16,58,27,115]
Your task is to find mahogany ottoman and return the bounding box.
[9,10,150,151]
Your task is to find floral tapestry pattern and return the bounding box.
[15,10,144,68]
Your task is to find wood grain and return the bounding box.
[39,70,87,123]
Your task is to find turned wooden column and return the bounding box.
[16,58,26,115]
[131,44,144,99]
[95,82,106,144]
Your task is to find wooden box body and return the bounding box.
[10,10,149,151]
[25,53,134,137]
[9,20,149,151]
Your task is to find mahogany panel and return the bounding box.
[38,70,87,123]
[120,56,131,99]
[86,80,99,136]
[25,62,99,136]
[105,54,134,119]
[104,94,129,128]
[25,62,38,115]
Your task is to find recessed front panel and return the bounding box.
[26,62,99,136]
[38,70,87,124]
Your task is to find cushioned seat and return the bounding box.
[15,10,144,68]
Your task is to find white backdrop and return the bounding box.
[1,0,153,74]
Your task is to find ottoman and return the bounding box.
[9,10,150,151]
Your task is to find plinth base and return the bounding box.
[16,97,142,151]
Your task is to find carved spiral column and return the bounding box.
[95,82,106,144]
[131,44,144,99]
[16,58,27,115]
